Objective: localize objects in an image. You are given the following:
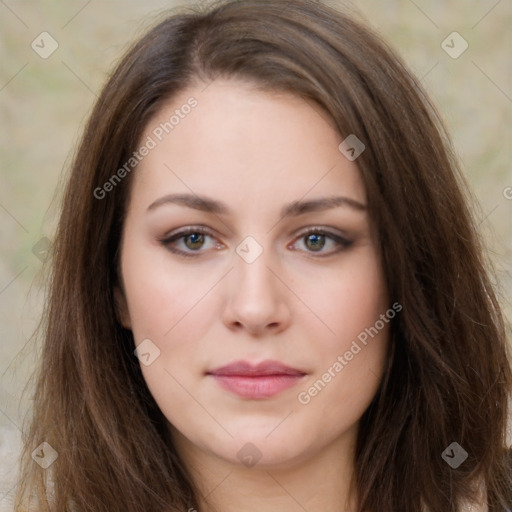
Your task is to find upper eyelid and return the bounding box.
[162,225,348,241]
[161,226,215,243]
[161,226,351,254]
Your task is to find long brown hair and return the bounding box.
[16,0,512,510]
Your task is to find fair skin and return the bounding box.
[115,78,391,512]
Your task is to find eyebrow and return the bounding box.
[146,193,367,217]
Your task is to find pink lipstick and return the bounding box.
[207,360,306,399]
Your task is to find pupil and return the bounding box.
[186,233,204,249]
[306,234,325,251]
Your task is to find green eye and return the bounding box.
[160,226,353,258]
[160,227,219,258]
[304,233,326,251]
[292,228,353,256]
[184,233,206,250]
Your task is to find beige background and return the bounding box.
[1,0,511,509]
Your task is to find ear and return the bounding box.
[114,285,132,330]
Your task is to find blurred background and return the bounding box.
[1,0,511,508]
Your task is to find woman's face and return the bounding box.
[116,78,391,470]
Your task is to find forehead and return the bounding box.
[130,78,366,215]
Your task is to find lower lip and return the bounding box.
[209,374,304,399]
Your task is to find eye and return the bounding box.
[159,226,223,257]
[159,226,353,258]
[289,227,353,256]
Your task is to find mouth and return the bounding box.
[206,360,307,399]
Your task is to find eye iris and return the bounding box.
[305,233,325,251]
[185,233,205,250]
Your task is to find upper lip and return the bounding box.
[207,360,306,377]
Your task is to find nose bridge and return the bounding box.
[232,237,277,298]
[222,234,291,333]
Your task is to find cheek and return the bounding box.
[121,246,221,419]
[292,248,390,411]
[121,241,219,342]
[302,323,390,436]
[120,242,225,405]
[296,248,389,352]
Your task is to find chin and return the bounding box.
[207,431,315,470]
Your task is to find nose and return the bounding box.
[221,247,292,336]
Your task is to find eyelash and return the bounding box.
[158,226,353,258]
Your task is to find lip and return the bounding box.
[206,360,307,399]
